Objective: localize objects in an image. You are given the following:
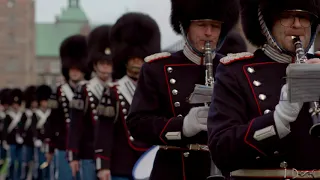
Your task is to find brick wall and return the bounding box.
[0,0,36,88]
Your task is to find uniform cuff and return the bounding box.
[159,117,184,145]
[244,112,288,157]
[67,150,79,162]
[96,156,110,170]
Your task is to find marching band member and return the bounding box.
[20,85,38,179]
[94,12,160,180]
[32,85,53,180]
[0,88,11,168]
[126,0,239,179]
[67,26,112,180]
[45,34,90,180]
[208,0,320,179]
[3,88,24,180]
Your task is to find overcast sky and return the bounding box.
[35,0,182,48]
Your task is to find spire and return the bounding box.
[69,0,79,8]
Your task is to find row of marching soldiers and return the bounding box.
[0,7,248,180]
[0,86,54,180]
[0,12,164,180]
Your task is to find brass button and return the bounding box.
[259,94,267,101]
[253,80,261,87]
[172,89,178,95]
[247,67,255,73]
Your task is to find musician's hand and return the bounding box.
[34,139,42,148]
[70,160,80,177]
[97,169,111,180]
[16,135,24,144]
[274,84,303,138]
[45,153,53,164]
[306,58,320,64]
[183,106,209,137]
[2,141,9,150]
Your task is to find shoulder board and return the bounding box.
[220,52,254,65]
[144,52,171,63]
[315,51,320,56]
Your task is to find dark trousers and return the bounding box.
[80,159,96,180]
[33,147,53,180]
[7,144,22,180]
[21,145,33,180]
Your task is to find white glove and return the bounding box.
[274,84,303,138]
[16,135,24,144]
[182,106,209,137]
[2,141,9,150]
[34,139,42,148]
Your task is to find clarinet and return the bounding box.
[204,41,225,180]
[291,36,320,137]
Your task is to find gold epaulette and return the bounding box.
[220,52,254,65]
[144,52,171,63]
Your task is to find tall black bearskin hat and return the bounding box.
[110,12,161,80]
[59,34,91,81]
[0,88,11,105]
[9,88,23,105]
[87,25,113,71]
[36,85,52,102]
[170,0,239,47]
[241,0,320,47]
[24,85,37,109]
[218,30,247,55]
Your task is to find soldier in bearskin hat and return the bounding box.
[0,88,11,168]
[3,88,24,180]
[93,12,160,180]
[20,85,38,179]
[207,0,320,179]
[44,34,90,180]
[218,30,248,55]
[126,0,239,179]
[31,85,53,180]
[67,25,113,180]
[111,12,161,81]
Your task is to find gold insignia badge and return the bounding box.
[14,97,18,102]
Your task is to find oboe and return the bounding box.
[204,41,225,180]
[291,36,320,137]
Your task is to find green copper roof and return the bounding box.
[36,1,89,57]
[36,22,84,57]
[59,7,88,22]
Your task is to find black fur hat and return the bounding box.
[0,88,11,105]
[9,88,23,105]
[218,30,247,55]
[241,0,320,47]
[110,12,161,80]
[170,0,240,41]
[87,25,113,71]
[36,85,52,102]
[24,85,37,109]
[59,34,91,81]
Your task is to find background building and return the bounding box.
[0,0,319,88]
